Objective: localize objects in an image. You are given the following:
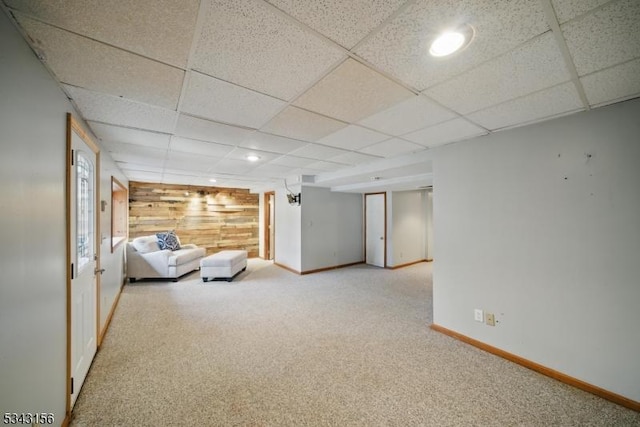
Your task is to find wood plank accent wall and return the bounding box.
[128,182,259,257]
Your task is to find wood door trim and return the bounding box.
[264,191,275,260]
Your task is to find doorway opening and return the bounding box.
[365,192,386,267]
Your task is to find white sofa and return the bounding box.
[126,235,206,282]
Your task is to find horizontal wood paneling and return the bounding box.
[129,182,259,257]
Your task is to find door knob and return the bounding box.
[380,237,384,240]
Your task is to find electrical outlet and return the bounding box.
[474,309,483,322]
[485,312,495,326]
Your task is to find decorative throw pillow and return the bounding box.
[156,231,181,251]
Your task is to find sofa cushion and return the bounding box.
[168,247,206,266]
[131,235,160,253]
[157,231,181,251]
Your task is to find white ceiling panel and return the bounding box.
[357,95,456,136]
[110,152,166,167]
[245,163,293,178]
[100,141,167,158]
[15,15,184,109]
[328,151,382,166]
[89,122,171,150]
[164,152,220,173]
[116,162,164,174]
[425,33,570,115]
[306,160,347,171]
[551,0,611,23]
[260,106,347,141]
[270,155,316,168]
[467,82,584,130]
[238,132,308,154]
[561,0,640,76]
[293,58,414,123]
[359,138,426,157]
[289,143,349,160]
[169,137,235,157]
[124,171,164,183]
[5,0,200,67]
[192,0,345,100]
[63,85,178,133]
[175,115,254,145]
[317,125,389,151]
[403,118,487,147]
[209,158,257,175]
[581,58,640,106]
[266,0,406,49]
[181,72,287,129]
[354,0,549,90]
[224,147,280,163]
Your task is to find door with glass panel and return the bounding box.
[68,115,100,410]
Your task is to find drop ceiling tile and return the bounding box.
[403,118,487,147]
[63,85,177,133]
[161,173,200,185]
[192,0,345,100]
[101,141,167,158]
[89,122,170,150]
[551,0,613,24]
[425,33,570,114]
[110,149,167,167]
[305,160,346,171]
[175,115,254,145]
[354,0,549,90]
[6,0,200,67]
[328,151,381,166]
[359,138,425,157]
[317,125,389,151]
[581,58,640,106]
[246,163,293,178]
[260,106,347,141]
[224,148,280,163]
[164,152,220,173]
[265,0,406,49]
[116,162,164,174]
[181,72,287,129]
[124,171,164,182]
[270,155,316,168]
[293,58,414,123]
[561,0,640,76]
[15,16,184,109]
[239,132,308,154]
[467,82,583,130]
[289,143,349,160]
[169,137,235,157]
[210,159,257,175]
[357,95,456,135]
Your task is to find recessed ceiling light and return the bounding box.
[246,154,261,162]
[429,25,474,57]
[209,178,217,183]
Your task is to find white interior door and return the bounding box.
[69,120,99,409]
[365,193,385,267]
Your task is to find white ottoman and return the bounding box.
[200,250,248,282]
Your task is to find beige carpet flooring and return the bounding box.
[70,260,640,426]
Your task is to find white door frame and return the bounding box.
[365,192,386,267]
[66,113,101,413]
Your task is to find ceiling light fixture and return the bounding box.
[429,25,474,57]
[246,154,261,162]
[209,178,217,183]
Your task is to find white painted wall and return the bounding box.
[0,12,126,422]
[432,98,640,402]
[389,190,427,267]
[274,185,301,272]
[301,186,363,272]
[425,190,433,260]
[98,155,128,331]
